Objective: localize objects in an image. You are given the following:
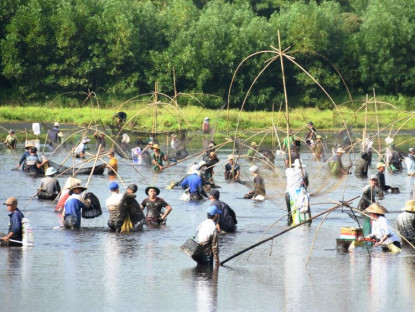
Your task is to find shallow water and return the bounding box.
[1,131,415,312]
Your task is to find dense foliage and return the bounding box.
[1,0,414,109]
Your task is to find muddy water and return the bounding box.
[0,129,415,311]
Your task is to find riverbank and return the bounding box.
[0,105,413,132]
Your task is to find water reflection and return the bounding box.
[182,264,219,312]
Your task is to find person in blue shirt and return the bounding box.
[180,169,208,200]
[25,147,47,175]
[16,143,33,170]
[1,197,24,246]
[63,184,90,229]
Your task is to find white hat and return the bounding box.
[294,159,306,168]
[63,177,81,190]
[187,163,199,174]
[249,165,258,173]
[336,147,345,154]
[198,161,207,169]
[54,122,60,127]
[45,167,57,176]
[204,117,210,121]
[82,137,91,144]
[228,154,234,161]
[385,136,394,144]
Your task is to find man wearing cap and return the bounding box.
[247,142,258,162]
[47,122,62,148]
[180,167,208,200]
[63,184,91,229]
[106,182,125,232]
[75,137,90,159]
[4,129,17,149]
[397,200,415,245]
[202,117,211,134]
[360,203,401,252]
[151,144,167,171]
[26,146,48,175]
[405,148,415,176]
[329,147,350,176]
[1,197,24,246]
[195,205,221,265]
[38,167,61,199]
[93,131,106,153]
[244,165,266,200]
[141,186,172,225]
[224,155,240,182]
[106,150,118,176]
[209,190,237,233]
[357,175,380,210]
[312,135,324,161]
[376,162,391,192]
[16,142,33,170]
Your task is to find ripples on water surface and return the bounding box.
[0,133,415,312]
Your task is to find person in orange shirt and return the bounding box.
[106,150,118,176]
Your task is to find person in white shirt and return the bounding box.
[196,205,221,265]
[285,159,309,225]
[360,203,401,253]
[106,182,125,232]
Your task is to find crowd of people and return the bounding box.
[3,119,415,266]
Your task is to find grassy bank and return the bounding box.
[0,105,413,133]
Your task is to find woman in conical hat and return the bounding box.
[361,203,401,252]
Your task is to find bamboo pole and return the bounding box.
[220,196,359,265]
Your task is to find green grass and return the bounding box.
[0,104,413,134]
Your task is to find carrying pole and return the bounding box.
[220,196,359,266]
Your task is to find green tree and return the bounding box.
[357,0,415,93]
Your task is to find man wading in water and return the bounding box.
[141,186,172,225]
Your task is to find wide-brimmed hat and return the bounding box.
[24,142,34,149]
[250,142,258,147]
[145,186,160,196]
[207,205,222,216]
[198,161,207,169]
[64,177,81,190]
[3,197,18,206]
[365,203,388,215]
[370,174,378,181]
[403,200,415,212]
[249,165,258,173]
[82,137,90,144]
[151,144,160,150]
[409,148,415,153]
[294,159,306,168]
[54,122,60,127]
[376,162,386,169]
[45,167,57,176]
[336,147,346,154]
[70,183,87,191]
[228,154,234,161]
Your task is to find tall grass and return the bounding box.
[0,105,413,132]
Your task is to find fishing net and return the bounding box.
[82,192,102,219]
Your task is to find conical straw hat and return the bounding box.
[365,203,388,215]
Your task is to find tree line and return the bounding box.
[1,0,414,110]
